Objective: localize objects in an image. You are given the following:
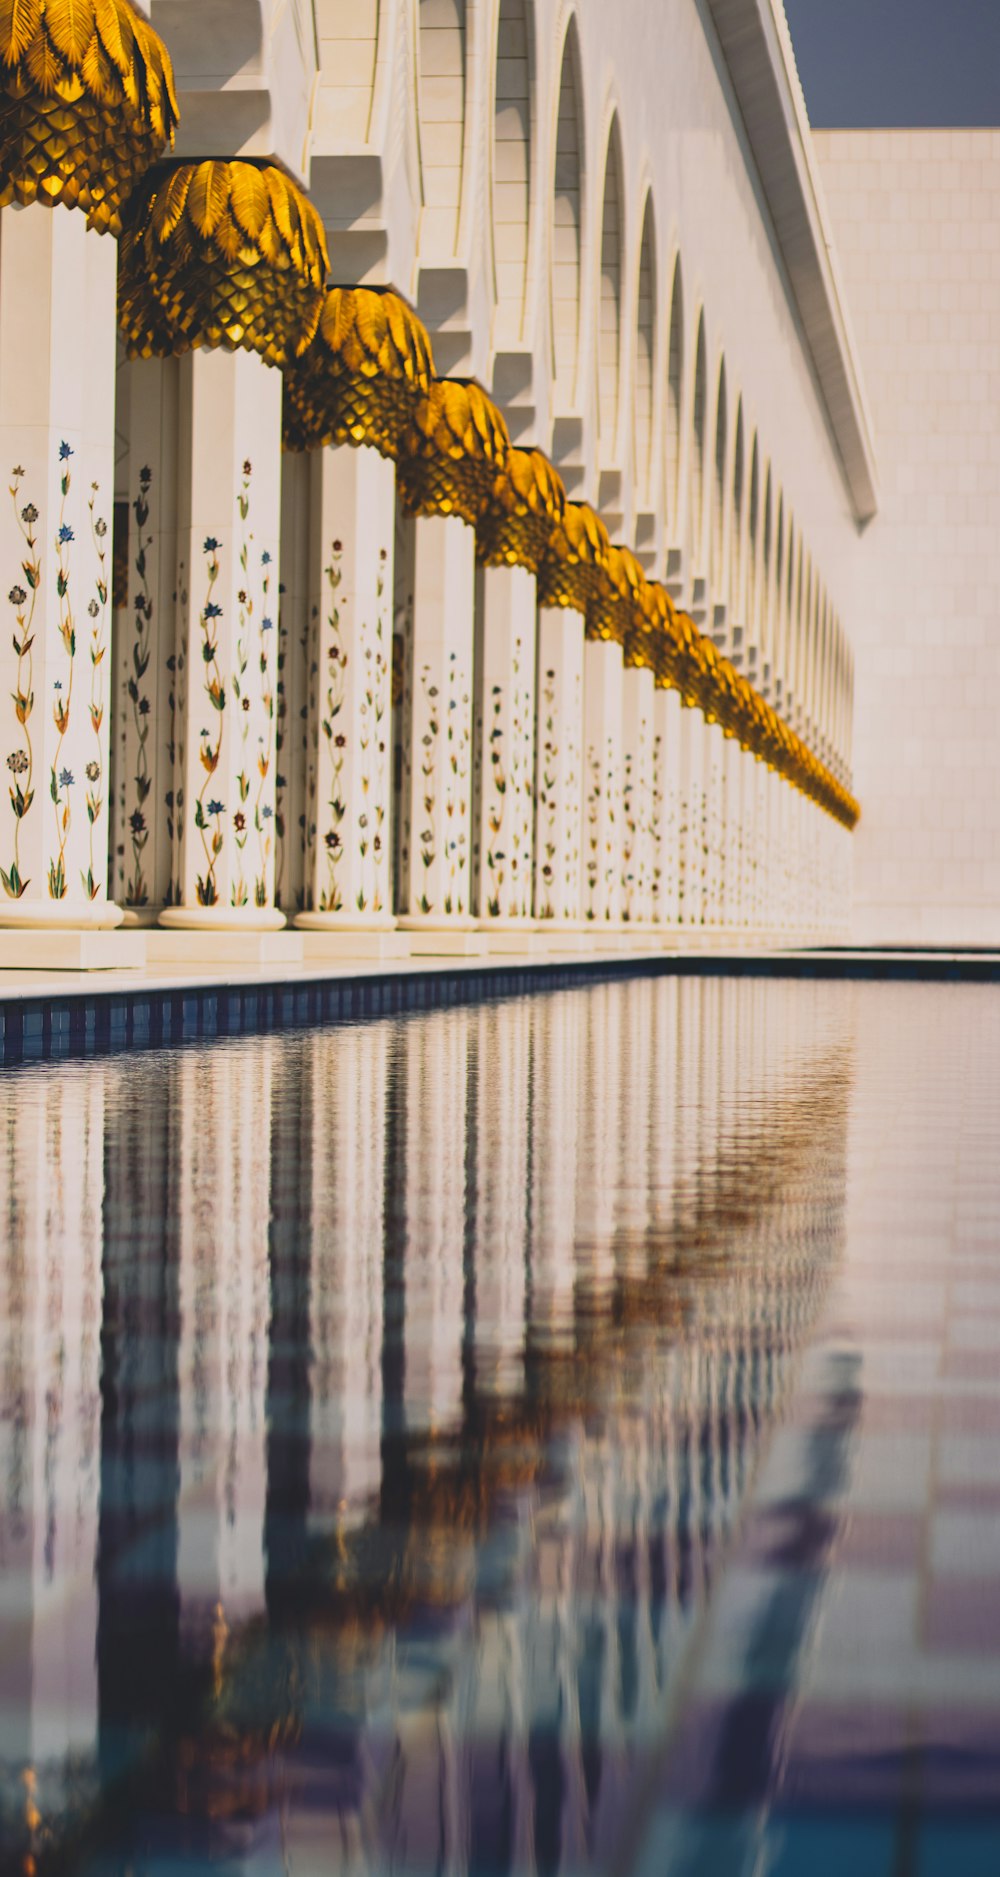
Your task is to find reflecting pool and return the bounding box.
[3,977,1000,1873]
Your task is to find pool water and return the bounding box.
[1,976,999,1875]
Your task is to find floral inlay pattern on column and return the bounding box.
[536,665,557,919]
[123,463,154,905]
[622,748,636,920]
[165,562,185,907]
[584,744,601,920]
[3,469,39,900]
[355,548,389,914]
[319,542,347,913]
[194,534,225,907]
[650,729,663,920]
[564,666,582,910]
[444,648,470,917]
[416,661,439,915]
[82,482,108,901]
[49,441,76,901]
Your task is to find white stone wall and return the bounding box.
[308,0,866,731]
[816,129,1000,945]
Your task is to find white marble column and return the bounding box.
[702,719,727,931]
[159,347,284,930]
[722,735,743,932]
[296,443,396,946]
[533,604,584,924]
[582,637,624,925]
[397,514,477,941]
[473,562,537,927]
[621,663,655,927]
[678,705,706,930]
[274,448,311,918]
[0,204,122,933]
[111,357,180,923]
[651,686,682,930]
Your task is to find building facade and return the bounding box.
[0,0,872,965]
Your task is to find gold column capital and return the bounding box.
[118,158,329,367]
[396,377,510,527]
[477,446,566,574]
[283,284,435,457]
[0,0,178,233]
[536,500,611,616]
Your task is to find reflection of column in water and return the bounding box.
[674,978,702,1237]
[528,992,582,1347]
[98,1060,181,1751]
[175,1045,272,1647]
[647,975,680,1229]
[616,979,653,1276]
[471,1002,529,1398]
[462,1586,535,1876]
[0,1068,105,1818]
[305,1026,386,1525]
[403,1011,467,1435]
[525,1425,589,1874]
[576,984,621,1294]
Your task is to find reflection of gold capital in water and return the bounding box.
[0,0,178,234]
[118,159,329,368]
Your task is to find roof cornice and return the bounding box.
[705,0,880,524]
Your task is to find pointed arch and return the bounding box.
[665,255,684,536]
[493,0,533,345]
[746,432,759,634]
[773,492,785,683]
[552,18,584,402]
[633,191,656,506]
[711,356,727,595]
[598,114,624,448]
[729,399,744,617]
[761,466,773,656]
[690,312,707,567]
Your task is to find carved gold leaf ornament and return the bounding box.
[283,285,436,457]
[477,446,566,574]
[397,378,511,527]
[118,158,329,367]
[0,0,177,232]
[594,542,649,652]
[536,499,611,615]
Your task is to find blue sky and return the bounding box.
[783,0,1000,127]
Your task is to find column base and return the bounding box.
[119,906,162,929]
[475,918,552,956]
[0,929,146,971]
[146,929,303,969]
[618,920,663,951]
[298,921,411,962]
[536,920,592,954]
[580,919,634,953]
[397,916,488,957]
[0,899,125,931]
[158,906,286,933]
